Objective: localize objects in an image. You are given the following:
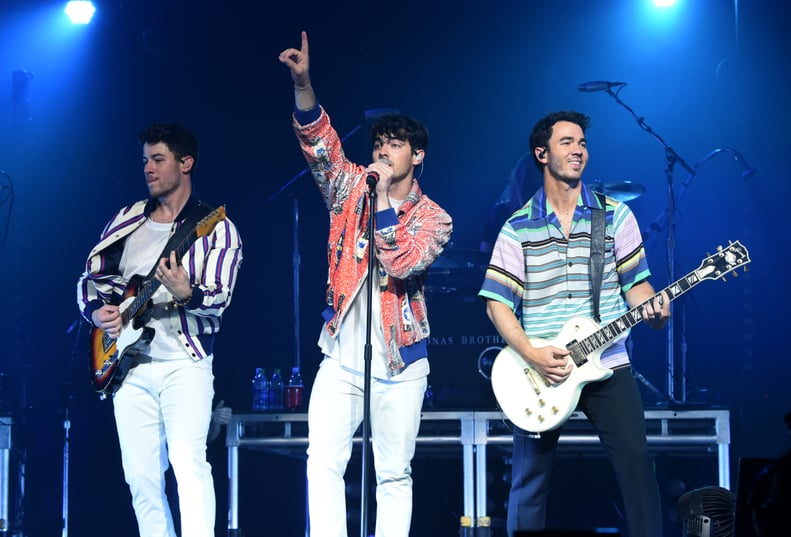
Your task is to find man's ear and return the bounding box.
[179,155,195,173]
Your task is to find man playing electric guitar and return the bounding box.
[479,111,669,537]
[76,123,243,537]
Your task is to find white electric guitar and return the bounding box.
[490,241,750,433]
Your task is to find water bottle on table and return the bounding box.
[251,368,269,412]
[269,368,284,411]
[286,366,304,411]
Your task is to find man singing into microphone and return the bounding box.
[278,32,452,537]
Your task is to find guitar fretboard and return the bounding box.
[119,228,200,326]
[570,243,748,361]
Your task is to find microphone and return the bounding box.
[577,80,627,93]
[366,157,390,188]
[727,147,758,181]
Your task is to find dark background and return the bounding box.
[0,0,788,535]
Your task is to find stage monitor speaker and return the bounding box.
[733,456,787,537]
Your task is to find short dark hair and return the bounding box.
[139,123,200,171]
[529,111,590,170]
[369,113,429,152]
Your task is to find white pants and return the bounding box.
[113,356,215,537]
[306,357,427,537]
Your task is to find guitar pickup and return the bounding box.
[525,368,542,395]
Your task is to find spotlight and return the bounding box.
[64,1,96,25]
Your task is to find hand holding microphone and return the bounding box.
[365,157,392,196]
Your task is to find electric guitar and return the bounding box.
[88,206,226,398]
[490,240,750,433]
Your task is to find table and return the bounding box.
[225,409,730,533]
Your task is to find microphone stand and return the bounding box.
[360,180,377,537]
[597,85,695,403]
[62,319,84,537]
[641,146,755,403]
[269,109,397,537]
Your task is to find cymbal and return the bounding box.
[592,180,646,202]
[427,247,488,294]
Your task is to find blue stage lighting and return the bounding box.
[64,1,95,25]
[654,0,677,7]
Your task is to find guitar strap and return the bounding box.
[589,192,607,323]
[143,201,215,281]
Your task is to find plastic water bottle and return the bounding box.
[269,369,284,411]
[285,366,304,411]
[251,368,269,412]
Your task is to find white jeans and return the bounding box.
[113,356,215,537]
[307,357,427,537]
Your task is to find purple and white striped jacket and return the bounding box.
[76,196,243,361]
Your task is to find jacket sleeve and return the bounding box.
[76,210,135,323]
[294,107,364,210]
[186,216,243,319]
[374,197,453,280]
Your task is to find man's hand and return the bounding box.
[156,251,192,303]
[366,159,394,200]
[641,290,670,329]
[526,345,573,385]
[279,30,311,89]
[92,304,122,339]
[211,400,233,426]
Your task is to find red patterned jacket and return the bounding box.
[294,107,453,373]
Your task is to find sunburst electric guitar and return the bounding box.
[490,240,750,433]
[88,206,226,398]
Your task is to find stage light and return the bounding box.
[64,1,95,25]
[653,0,677,7]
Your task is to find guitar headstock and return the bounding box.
[697,240,751,282]
[196,206,226,237]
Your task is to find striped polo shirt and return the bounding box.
[478,183,651,369]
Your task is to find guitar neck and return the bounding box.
[574,265,707,357]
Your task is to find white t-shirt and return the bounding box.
[119,219,189,360]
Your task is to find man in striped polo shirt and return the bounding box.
[479,111,669,537]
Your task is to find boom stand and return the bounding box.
[62,319,84,537]
[360,180,377,537]
[598,85,695,402]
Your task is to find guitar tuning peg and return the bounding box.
[716,245,723,252]
[732,271,739,278]
[721,275,727,282]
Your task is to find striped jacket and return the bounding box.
[76,195,243,361]
[294,107,453,373]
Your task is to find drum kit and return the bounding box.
[427,178,647,293]
[589,179,646,202]
[424,179,646,409]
